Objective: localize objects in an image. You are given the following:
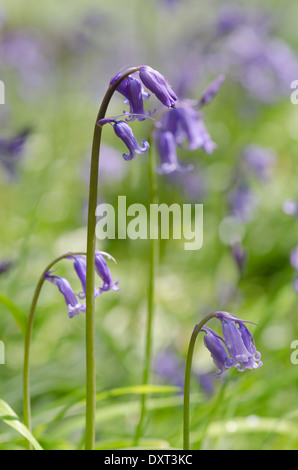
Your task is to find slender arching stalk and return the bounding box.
[183,312,217,450]
[83,67,141,450]
[133,141,159,445]
[23,251,86,450]
[23,65,142,451]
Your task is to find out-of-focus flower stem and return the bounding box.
[23,251,86,450]
[133,141,159,446]
[183,312,217,450]
[84,67,140,450]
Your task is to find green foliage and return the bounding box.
[0,0,298,451]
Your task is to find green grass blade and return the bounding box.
[0,399,43,450]
[0,293,27,335]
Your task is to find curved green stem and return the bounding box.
[23,251,86,450]
[83,67,140,450]
[133,142,159,445]
[183,312,217,450]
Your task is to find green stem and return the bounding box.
[183,312,217,450]
[23,66,141,451]
[23,251,86,450]
[84,67,140,450]
[134,142,159,445]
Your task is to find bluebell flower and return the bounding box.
[201,326,233,377]
[139,65,178,108]
[198,75,225,107]
[44,272,86,319]
[201,311,262,377]
[156,131,193,174]
[124,76,154,121]
[110,72,153,122]
[110,70,150,102]
[44,251,120,318]
[154,97,217,175]
[0,129,30,177]
[216,311,263,372]
[98,119,149,161]
[67,254,99,299]
[95,251,120,294]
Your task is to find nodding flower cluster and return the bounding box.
[98,66,224,174]
[201,311,262,377]
[98,65,178,162]
[154,75,224,175]
[44,251,120,318]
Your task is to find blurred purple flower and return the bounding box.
[0,260,13,275]
[174,102,216,153]
[154,350,184,391]
[223,22,298,103]
[283,198,298,219]
[156,131,193,174]
[167,164,206,203]
[290,246,298,271]
[0,129,30,178]
[154,349,214,396]
[198,75,225,107]
[0,31,55,97]
[231,241,247,275]
[227,184,258,222]
[215,7,245,35]
[242,145,277,181]
[153,74,222,175]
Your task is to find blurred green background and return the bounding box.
[0,0,298,450]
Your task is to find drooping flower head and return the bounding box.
[44,251,120,318]
[201,326,234,377]
[44,272,86,319]
[110,65,177,122]
[200,311,262,377]
[139,65,178,108]
[98,118,149,161]
[94,251,120,294]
